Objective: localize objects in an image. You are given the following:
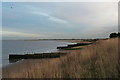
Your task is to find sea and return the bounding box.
[2,40,69,67]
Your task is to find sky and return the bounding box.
[2,2,118,40]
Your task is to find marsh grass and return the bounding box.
[2,38,119,78]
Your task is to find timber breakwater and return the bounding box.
[57,42,92,49]
[9,42,92,63]
[9,52,67,63]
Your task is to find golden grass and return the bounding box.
[2,38,119,78]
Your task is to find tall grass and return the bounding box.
[2,38,119,78]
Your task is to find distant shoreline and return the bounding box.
[2,38,108,41]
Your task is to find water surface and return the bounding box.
[2,40,68,67]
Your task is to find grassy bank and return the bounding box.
[2,38,119,78]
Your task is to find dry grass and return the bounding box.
[2,38,119,78]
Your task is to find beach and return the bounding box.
[2,38,119,78]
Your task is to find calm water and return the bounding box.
[2,40,69,67]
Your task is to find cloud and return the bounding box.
[1,30,46,38]
[2,0,119,2]
[52,3,118,28]
[32,11,68,24]
[2,2,118,39]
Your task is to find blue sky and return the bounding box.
[2,2,118,40]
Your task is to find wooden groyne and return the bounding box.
[9,42,93,63]
[9,53,67,63]
[57,42,92,49]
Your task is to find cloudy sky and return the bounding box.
[2,2,118,40]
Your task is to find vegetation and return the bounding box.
[2,38,119,78]
[109,32,120,38]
